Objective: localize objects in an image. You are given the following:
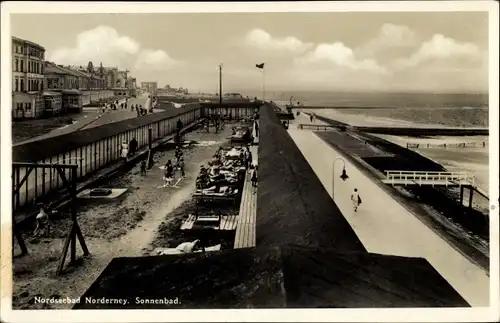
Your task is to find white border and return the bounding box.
[1,2,499,322]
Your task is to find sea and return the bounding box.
[245,91,490,128]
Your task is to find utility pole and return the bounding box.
[219,63,223,104]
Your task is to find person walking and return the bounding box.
[351,188,362,212]
[251,165,258,188]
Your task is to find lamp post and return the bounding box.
[332,157,349,200]
[219,63,223,104]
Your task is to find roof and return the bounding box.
[62,89,81,95]
[12,36,45,50]
[42,91,62,97]
[74,246,469,309]
[13,103,201,162]
[256,104,366,252]
[44,63,81,77]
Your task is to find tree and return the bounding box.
[87,61,94,74]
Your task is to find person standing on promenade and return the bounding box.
[351,188,362,212]
[129,138,138,156]
[177,156,186,178]
[244,147,251,170]
[120,141,129,161]
[251,165,258,188]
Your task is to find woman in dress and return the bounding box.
[120,141,129,161]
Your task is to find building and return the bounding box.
[44,62,81,90]
[141,82,158,94]
[12,36,46,119]
[127,76,137,90]
[44,62,85,113]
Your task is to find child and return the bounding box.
[33,204,50,236]
[351,188,362,212]
[140,160,147,176]
[164,160,174,186]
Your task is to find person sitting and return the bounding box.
[33,204,50,236]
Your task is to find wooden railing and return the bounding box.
[385,170,475,187]
[406,142,487,149]
[298,124,338,131]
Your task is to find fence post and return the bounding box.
[148,128,152,150]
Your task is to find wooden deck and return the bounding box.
[234,171,257,249]
[180,214,238,231]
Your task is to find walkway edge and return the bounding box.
[314,131,490,276]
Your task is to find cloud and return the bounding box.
[239,26,486,93]
[297,42,387,74]
[244,28,313,53]
[47,25,179,72]
[395,34,484,68]
[134,49,180,71]
[356,23,419,57]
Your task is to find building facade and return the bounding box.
[141,82,158,94]
[12,36,46,119]
[44,62,81,90]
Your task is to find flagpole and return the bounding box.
[262,67,265,102]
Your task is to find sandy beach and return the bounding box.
[308,109,490,194]
[302,108,448,128]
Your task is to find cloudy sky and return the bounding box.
[11,12,489,94]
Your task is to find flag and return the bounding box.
[256,63,265,69]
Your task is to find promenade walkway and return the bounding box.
[287,114,489,307]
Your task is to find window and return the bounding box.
[15,79,19,92]
[25,103,32,111]
[17,103,23,111]
[20,60,24,72]
[40,80,44,90]
[20,79,24,92]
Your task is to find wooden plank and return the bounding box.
[234,157,258,248]
[180,214,196,230]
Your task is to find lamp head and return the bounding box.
[340,168,349,181]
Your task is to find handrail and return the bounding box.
[384,170,475,186]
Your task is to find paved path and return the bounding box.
[80,95,149,130]
[287,114,489,307]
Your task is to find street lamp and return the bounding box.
[332,157,349,200]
